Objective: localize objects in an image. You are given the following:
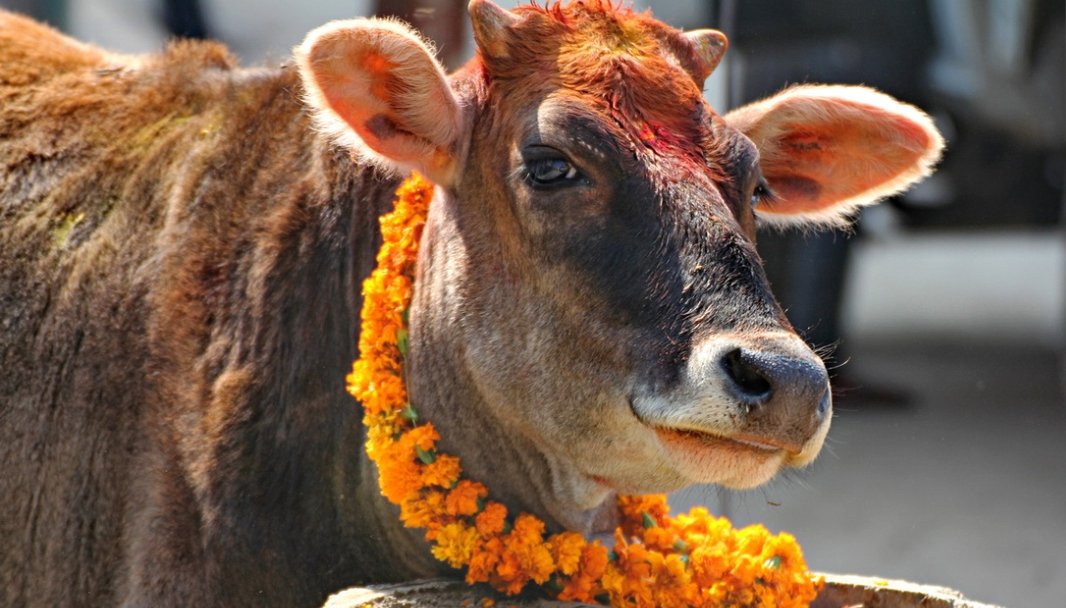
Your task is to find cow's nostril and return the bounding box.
[817,390,831,417]
[721,348,773,406]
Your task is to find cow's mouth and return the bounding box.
[640,423,794,489]
[652,426,794,456]
[626,394,798,457]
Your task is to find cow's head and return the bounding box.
[297,1,941,511]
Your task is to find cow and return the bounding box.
[0,1,943,606]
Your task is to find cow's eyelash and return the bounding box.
[751,178,776,207]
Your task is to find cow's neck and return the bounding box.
[400,191,621,540]
[409,349,620,536]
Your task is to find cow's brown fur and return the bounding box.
[0,2,942,606]
[0,12,422,607]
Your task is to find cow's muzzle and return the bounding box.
[717,342,831,454]
[631,330,832,486]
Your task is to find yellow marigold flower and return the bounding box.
[431,522,478,568]
[689,543,730,588]
[474,501,508,536]
[445,480,487,516]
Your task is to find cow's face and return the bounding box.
[443,5,831,494]
[297,0,942,499]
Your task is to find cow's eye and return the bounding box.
[526,157,580,187]
[751,178,772,208]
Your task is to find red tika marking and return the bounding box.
[637,122,656,143]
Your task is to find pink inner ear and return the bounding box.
[297,19,463,183]
[762,102,934,216]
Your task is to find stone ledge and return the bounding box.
[324,574,1004,608]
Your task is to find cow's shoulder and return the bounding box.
[0,10,112,85]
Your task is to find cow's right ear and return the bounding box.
[296,19,463,185]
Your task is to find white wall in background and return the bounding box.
[843,230,1065,347]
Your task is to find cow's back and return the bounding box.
[0,12,328,605]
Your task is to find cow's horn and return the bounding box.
[684,29,729,82]
[469,0,520,59]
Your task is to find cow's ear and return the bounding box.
[725,85,944,228]
[296,18,462,185]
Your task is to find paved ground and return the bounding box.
[674,337,1066,608]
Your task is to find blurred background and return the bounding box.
[3,0,1062,606]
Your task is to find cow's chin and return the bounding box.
[593,432,789,495]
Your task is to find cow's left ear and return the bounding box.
[725,85,944,227]
[296,18,463,185]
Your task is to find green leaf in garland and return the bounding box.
[416,446,436,464]
[641,512,656,529]
[545,575,563,594]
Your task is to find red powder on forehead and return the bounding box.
[486,1,711,158]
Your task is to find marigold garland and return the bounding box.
[347,172,824,607]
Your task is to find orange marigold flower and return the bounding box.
[642,525,679,553]
[422,454,462,488]
[619,494,671,533]
[549,531,585,576]
[357,371,406,416]
[466,536,502,584]
[510,513,545,541]
[474,501,508,536]
[503,515,555,583]
[488,514,556,594]
[377,454,423,503]
[399,490,446,530]
[402,423,440,453]
[445,480,487,517]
